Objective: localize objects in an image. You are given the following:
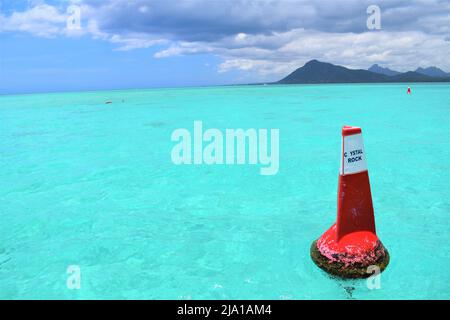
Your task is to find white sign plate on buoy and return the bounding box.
[340,133,368,175]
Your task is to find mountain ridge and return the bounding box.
[368,64,401,76]
[277,60,450,84]
[415,66,450,78]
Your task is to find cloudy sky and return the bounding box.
[1,0,449,93]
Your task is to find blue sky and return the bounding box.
[1,0,449,94]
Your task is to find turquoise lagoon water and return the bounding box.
[0,83,449,299]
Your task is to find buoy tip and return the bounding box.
[342,125,362,136]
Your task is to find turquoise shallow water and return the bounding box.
[0,83,449,299]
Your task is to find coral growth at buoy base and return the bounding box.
[310,238,390,279]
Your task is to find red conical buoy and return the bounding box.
[310,126,389,278]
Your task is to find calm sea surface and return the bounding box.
[0,83,449,299]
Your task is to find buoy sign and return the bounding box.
[345,149,363,162]
[340,133,368,175]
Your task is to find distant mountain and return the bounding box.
[415,67,450,78]
[389,71,438,82]
[368,64,401,76]
[277,60,450,84]
[278,60,387,84]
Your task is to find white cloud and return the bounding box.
[153,42,214,58]
[0,4,66,37]
[138,6,149,14]
[218,59,257,73]
[235,33,247,41]
[1,0,449,82]
[157,29,450,80]
[110,34,167,51]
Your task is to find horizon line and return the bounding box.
[3,81,450,97]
